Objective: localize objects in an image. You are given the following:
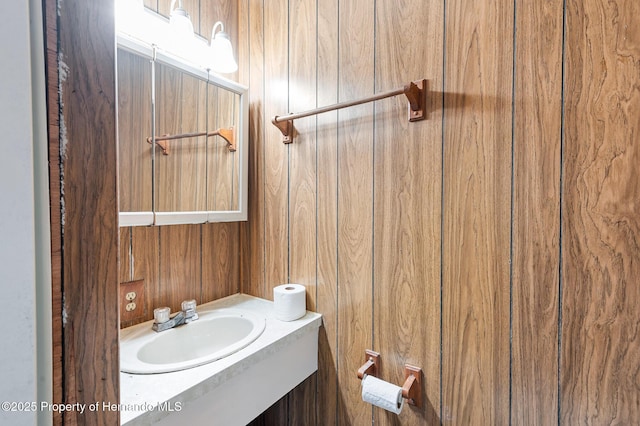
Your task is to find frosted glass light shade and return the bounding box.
[209,22,238,74]
[167,1,195,56]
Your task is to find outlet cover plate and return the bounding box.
[120,279,145,323]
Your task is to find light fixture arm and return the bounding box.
[211,21,224,38]
[208,21,237,73]
[170,0,184,12]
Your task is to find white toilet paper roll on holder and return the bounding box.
[357,350,423,408]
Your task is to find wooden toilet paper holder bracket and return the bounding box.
[402,364,422,407]
[357,349,380,379]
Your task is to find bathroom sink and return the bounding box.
[120,309,266,374]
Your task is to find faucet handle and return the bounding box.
[181,299,198,322]
[181,299,197,312]
[153,307,171,324]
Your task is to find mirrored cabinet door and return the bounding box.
[116,35,248,227]
[117,49,153,225]
[154,61,208,213]
[206,83,240,212]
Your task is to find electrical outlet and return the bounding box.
[120,279,145,323]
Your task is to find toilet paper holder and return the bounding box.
[357,350,380,379]
[357,350,422,407]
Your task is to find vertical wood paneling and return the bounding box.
[48,0,640,424]
[316,0,339,423]
[511,0,564,424]
[202,223,240,301]
[180,74,208,210]
[117,50,153,212]
[288,0,317,310]
[336,0,375,423]
[442,0,513,423]
[58,0,120,423]
[121,223,241,328]
[155,65,208,212]
[155,63,182,211]
[263,0,289,291]
[243,0,267,298]
[43,0,63,421]
[373,0,443,423]
[562,0,640,422]
[208,87,237,211]
[287,0,318,422]
[238,0,250,296]
[130,226,160,327]
[158,225,202,312]
[119,227,132,283]
[257,0,291,417]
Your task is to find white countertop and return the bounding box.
[119,293,322,425]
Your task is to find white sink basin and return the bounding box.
[120,309,266,374]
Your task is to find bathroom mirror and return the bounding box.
[117,34,248,226]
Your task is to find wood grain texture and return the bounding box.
[43,0,63,422]
[119,222,242,328]
[120,227,132,284]
[562,0,640,423]
[263,0,289,292]
[237,0,250,295]
[46,0,640,423]
[288,0,318,323]
[117,49,153,213]
[287,0,318,421]
[155,64,208,212]
[158,225,202,312]
[336,0,375,423]
[373,0,443,423]
[315,0,339,423]
[243,0,267,298]
[125,226,160,328]
[203,0,240,212]
[511,0,563,424]
[442,0,513,423]
[58,0,120,423]
[202,222,240,301]
[208,86,238,211]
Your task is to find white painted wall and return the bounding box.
[0,0,51,425]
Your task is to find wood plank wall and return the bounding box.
[241,0,640,424]
[48,0,639,424]
[117,50,153,212]
[562,0,640,422]
[118,223,240,328]
[49,0,120,424]
[43,0,63,423]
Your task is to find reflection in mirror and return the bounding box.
[117,48,153,223]
[154,61,208,213]
[116,35,248,226]
[207,82,240,212]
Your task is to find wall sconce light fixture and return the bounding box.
[209,21,238,74]
[168,0,195,54]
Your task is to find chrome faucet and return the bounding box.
[152,299,199,332]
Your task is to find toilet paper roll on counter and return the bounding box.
[273,284,306,321]
[361,374,404,415]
